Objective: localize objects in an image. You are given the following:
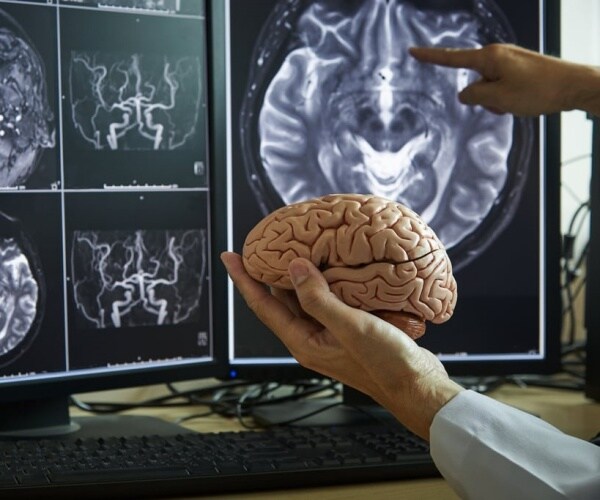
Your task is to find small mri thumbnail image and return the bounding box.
[0,211,44,366]
[0,4,57,189]
[70,228,207,330]
[69,50,203,152]
[60,7,208,188]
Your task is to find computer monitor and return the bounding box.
[222,0,562,384]
[0,0,229,437]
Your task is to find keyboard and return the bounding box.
[0,422,438,498]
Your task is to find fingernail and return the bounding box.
[289,260,309,286]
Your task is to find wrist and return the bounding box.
[385,377,465,441]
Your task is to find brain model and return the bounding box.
[243,194,457,339]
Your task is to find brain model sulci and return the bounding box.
[242,194,457,339]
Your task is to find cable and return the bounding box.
[561,153,592,167]
[67,378,340,427]
[70,380,258,415]
[561,199,590,346]
[231,380,342,429]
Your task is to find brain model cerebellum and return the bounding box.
[243,194,457,339]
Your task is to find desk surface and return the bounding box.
[74,383,600,499]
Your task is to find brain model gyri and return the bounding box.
[243,194,457,338]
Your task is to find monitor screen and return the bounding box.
[223,0,562,378]
[0,0,227,433]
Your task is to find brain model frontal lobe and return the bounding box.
[243,194,457,337]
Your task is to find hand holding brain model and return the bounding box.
[242,194,457,339]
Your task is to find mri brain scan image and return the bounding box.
[0,211,44,363]
[0,238,39,357]
[0,10,55,188]
[69,51,203,151]
[71,229,207,329]
[239,0,532,270]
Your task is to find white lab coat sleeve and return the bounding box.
[429,390,600,500]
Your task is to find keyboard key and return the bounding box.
[216,461,247,474]
[16,472,49,486]
[245,460,275,473]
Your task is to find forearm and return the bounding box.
[564,63,600,116]
[379,375,464,441]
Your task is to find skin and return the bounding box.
[409,44,600,117]
[221,252,463,441]
[222,44,600,441]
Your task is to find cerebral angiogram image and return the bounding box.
[69,51,203,152]
[71,228,207,330]
[0,5,57,189]
[235,0,534,272]
[60,8,209,188]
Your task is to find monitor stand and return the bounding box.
[251,385,399,427]
[0,396,190,439]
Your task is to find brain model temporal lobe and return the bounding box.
[243,194,457,339]
[71,229,206,329]
[0,17,55,187]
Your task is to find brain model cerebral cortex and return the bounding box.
[242,194,457,339]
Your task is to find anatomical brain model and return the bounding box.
[243,194,457,339]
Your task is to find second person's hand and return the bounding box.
[409,44,600,116]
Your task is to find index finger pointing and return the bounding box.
[409,46,484,71]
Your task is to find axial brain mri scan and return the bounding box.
[239,0,532,271]
[243,194,457,339]
[0,211,44,364]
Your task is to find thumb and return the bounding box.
[288,258,360,333]
[288,259,422,360]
